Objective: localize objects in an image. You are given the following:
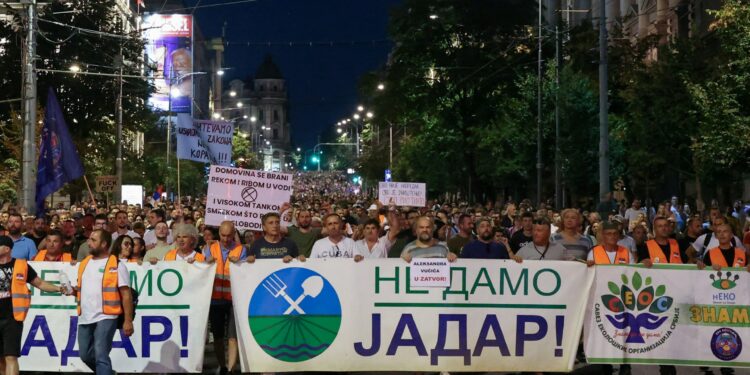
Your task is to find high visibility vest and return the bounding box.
[11,259,31,322]
[707,247,747,268]
[209,242,243,301]
[33,250,72,262]
[164,249,206,262]
[76,255,122,316]
[592,245,631,265]
[646,239,682,264]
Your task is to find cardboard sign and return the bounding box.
[378,182,426,207]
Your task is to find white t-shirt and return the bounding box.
[78,258,130,325]
[174,250,198,261]
[586,249,636,264]
[354,236,393,259]
[310,237,356,258]
[143,229,173,246]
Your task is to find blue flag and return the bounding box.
[36,87,85,215]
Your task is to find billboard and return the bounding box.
[143,14,193,113]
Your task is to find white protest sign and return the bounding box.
[176,114,233,165]
[378,182,426,207]
[19,261,215,373]
[205,166,293,231]
[410,258,450,287]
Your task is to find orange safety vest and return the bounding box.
[592,245,631,265]
[76,255,122,316]
[707,247,747,268]
[209,242,243,301]
[646,239,682,264]
[11,259,31,322]
[164,249,206,262]
[33,250,72,262]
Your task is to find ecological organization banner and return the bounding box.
[231,259,593,372]
[176,114,233,165]
[205,166,293,231]
[583,265,750,368]
[19,261,215,373]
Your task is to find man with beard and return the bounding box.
[5,214,36,260]
[24,216,47,248]
[389,209,420,258]
[248,213,300,261]
[76,229,134,375]
[144,221,173,261]
[461,218,511,259]
[285,209,322,257]
[111,211,140,242]
[401,217,457,262]
[0,235,67,375]
[447,214,474,255]
[144,209,172,249]
[33,230,72,262]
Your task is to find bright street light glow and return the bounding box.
[250,116,257,122]
[237,102,243,107]
[212,113,221,119]
[357,105,364,112]
[353,114,361,120]
[217,70,225,76]
[261,126,266,130]
[337,128,342,133]
[243,115,248,119]
[170,87,182,97]
[229,91,237,97]
[265,140,270,145]
[377,83,385,90]
[69,64,80,72]
[366,112,374,118]
[296,147,301,152]
[429,14,438,19]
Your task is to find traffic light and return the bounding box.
[311,156,319,163]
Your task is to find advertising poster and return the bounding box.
[143,14,193,113]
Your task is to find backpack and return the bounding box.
[116,259,139,329]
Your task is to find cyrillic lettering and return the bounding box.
[431,314,470,365]
[386,314,427,356]
[442,267,468,301]
[499,268,528,295]
[157,269,183,296]
[131,269,153,297]
[20,316,57,356]
[112,329,137,358]
[142,316,173,357]
[354,314,381,356]
[473,315,510,356]
[375,266,399,294]
[470,268,496,295]
[405,267,428,294]
[39,270,61,296]
[515,315,548,356]
[533,268,561,296]
[61,316,79,366]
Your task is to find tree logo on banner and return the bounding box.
[597,271,676,346]
[248,268,342,362]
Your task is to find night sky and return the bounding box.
[186,0,402,150]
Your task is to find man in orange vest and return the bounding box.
[205,221,246,375]
[76,229,134,375]
[587,221,635,266]
[33,230,72,262]
[0,235,65,375]
[160,224,205,263]
[698,223,749,272]
[586,221,632,375]
[638,217,686,267]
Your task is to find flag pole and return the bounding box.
[82,175,96,205]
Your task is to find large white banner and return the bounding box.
[205,166,293,231]
[176,114,233,165]
[584,264,750,368]
[19,261,215,373]
[378,181,426,207]
[231,259,593,372]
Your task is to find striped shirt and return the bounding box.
[550,233,593,261]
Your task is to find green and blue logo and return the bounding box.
[249,268,341,362]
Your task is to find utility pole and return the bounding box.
[115,46,124,204]
[555,26,562,209]
[166,68,173,200]
[598,0,610,200]
[536,0,543,206]
[22,0,38,212]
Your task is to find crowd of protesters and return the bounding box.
[0,171,749,375]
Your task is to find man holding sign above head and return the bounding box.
[205,220,246,375]
[353,202,401,261]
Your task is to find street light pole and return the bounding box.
[22,0,38,212]
[598,0,610,200]
[536,0,543,206]
[115,46,124,204]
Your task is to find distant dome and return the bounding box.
[255,55,283,79]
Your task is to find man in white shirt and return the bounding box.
[143,209,172,248]
[310,214,356,258]
[111,211,140,242]
[354,212,400,261]
[692,215,746,258]
[76,229,134,375]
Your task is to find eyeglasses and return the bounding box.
[122,242,132,246]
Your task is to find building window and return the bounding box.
[273,110,279,122]
[258,109,264,121]
[273,128,279,139]
[272,85,277,91]
[260,84,265,91]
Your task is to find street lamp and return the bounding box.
[69,64,80,72]
[229,90,236,97]
[377,83,385,91]
[357,105,364,112]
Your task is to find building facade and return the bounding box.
[221,55,292,171]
